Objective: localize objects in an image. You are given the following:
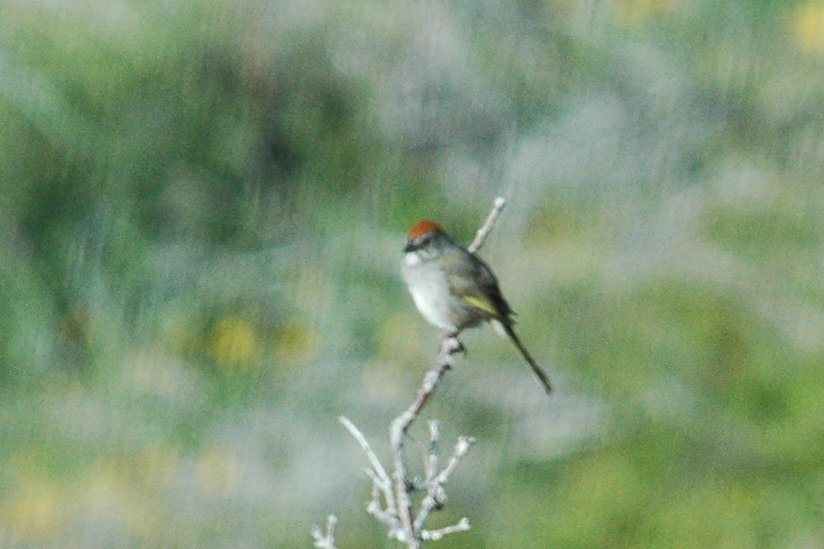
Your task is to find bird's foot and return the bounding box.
[439,331,466,358]
[444,332,466,356]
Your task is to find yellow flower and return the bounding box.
[209,316,259,368]
[9,485,59,542]
[791,2,824,53]
[275,320,317,366]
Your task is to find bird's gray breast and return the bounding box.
[401,253,459,331]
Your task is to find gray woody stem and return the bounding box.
[389,336,463,547]
[469,196,506,253]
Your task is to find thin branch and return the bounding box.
[421,518,472,541]
[414,435,476,532]
[340,416,393,491]
[340,416,400,532]
[436,436,476,486]
[311,515,338,549]
[425,420,440,485]
[468,196,506,253]
[390,335,462,547]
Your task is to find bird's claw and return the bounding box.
[447,336,466,356]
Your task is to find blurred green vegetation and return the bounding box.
[1,0,823,547]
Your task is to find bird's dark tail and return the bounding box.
[502,322,553,395]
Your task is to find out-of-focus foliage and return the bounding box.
[1,0,822,547]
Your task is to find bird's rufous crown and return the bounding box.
[407,220,442,241]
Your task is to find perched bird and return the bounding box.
[401,220,552,394]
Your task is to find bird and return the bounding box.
[401,219,552,394]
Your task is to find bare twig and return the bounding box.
[390,335,462,546]
[340,336,468,547]
[414,435,476,533]
[339,416,400,532]
[468,196,506,253]
[311,514,338,549]
[421,518,472,541]
[339,416,394,494]
[424,421,440,486]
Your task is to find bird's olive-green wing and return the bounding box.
[445,247,514,322]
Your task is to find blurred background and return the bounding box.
[1,0,823,547]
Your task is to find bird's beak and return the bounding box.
[403,242,417,253]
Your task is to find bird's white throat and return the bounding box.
[403,252,422,267]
